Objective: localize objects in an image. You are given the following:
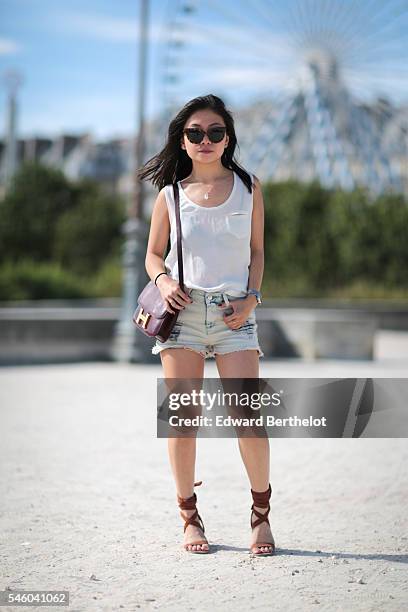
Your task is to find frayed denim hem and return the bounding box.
[152,344,206,358]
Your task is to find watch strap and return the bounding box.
[247,289,262,304]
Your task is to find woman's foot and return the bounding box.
[250,505,275,555]
[177,480,210,554]
[249,483,275,556]
[181,507,209,552]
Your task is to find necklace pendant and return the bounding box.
[204,192,209,200]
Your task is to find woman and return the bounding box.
[138,94,275,556]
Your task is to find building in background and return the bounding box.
[1,94,407,208]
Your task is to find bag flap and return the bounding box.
[137,280,168,319]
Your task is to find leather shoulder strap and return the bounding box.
[172,182,184,292]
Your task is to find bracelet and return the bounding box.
[154,271,168,286]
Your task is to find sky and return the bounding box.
[1,0,407,141]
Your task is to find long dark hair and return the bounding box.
[137,94,253,193]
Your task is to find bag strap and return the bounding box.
[172,182,184,292]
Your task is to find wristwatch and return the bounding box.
[246,289,262,305]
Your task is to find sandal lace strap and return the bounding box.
[177,481,205,533]
[179,509,205,533]
[250,483,272,529]
[177,480,203,509]
[250,483,271,507]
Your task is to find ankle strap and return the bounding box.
[177,480,203,510]
[250,483,272,508]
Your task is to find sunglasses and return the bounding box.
[183,126,227,144]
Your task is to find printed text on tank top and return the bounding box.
[177,170,235,209]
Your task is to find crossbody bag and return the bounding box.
[132,182,184,342]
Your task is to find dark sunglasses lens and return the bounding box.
[208,127,226,143]
[185,129,204,143]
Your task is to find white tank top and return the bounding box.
[163,170,254,297]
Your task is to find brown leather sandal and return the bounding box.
[177,480,210,554]
[249,483,275,556]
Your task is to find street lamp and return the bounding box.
[3,69,23,190]
[112,0,153,362]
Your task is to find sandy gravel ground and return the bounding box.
[0,353,407,612]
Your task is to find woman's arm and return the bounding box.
[246,175,265,307]
[144,188,170,283]
[145,188,192,313]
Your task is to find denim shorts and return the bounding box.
[151,288,264,359]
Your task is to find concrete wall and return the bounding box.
[0,298,399,365]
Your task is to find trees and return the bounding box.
[0,162,125,299]
[0,161,407,300]
[262,179,408,297]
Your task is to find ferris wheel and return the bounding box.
[157,0,408,195]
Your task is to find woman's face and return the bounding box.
[181,109,229,163]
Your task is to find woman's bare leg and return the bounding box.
[215,349,273,553]
[160,347,207,552]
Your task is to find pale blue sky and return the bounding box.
[1,0,407,140]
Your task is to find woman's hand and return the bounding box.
[156,274,193,314]
[217,295,257,329]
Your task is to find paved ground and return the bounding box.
[0,332,407,612]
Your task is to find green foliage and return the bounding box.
[325,187,408,287]
[53,191,125,276]
[0,256,123,300]
[0,162,126,299]
[1,161,407,300]
[368,192,408,285]
[0,162,78,263]
[263,179,337,286]
[0,259,88,300]
[262,179,408,297]
[87,257,123,297]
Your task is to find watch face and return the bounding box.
[248,291,261,304]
